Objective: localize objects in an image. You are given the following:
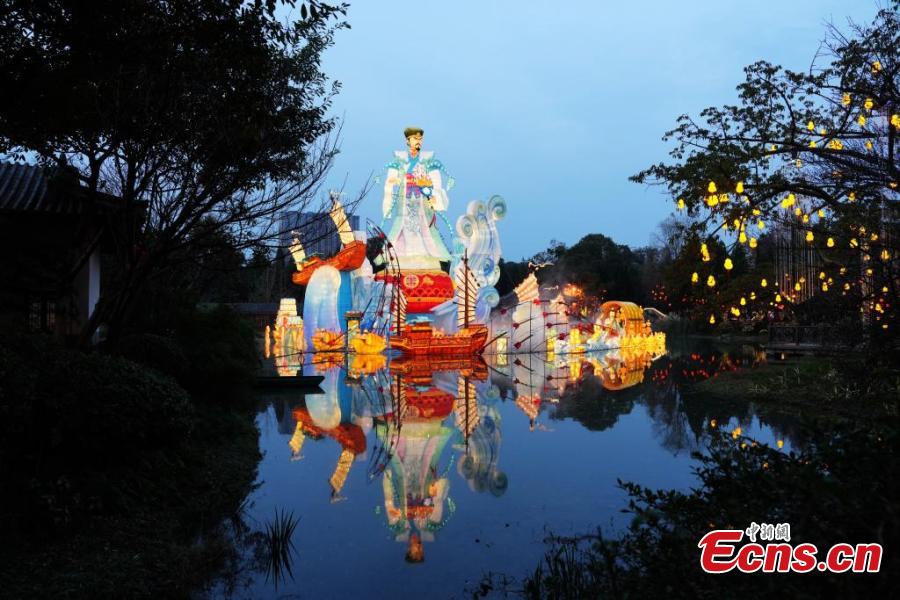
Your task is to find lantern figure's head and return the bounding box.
[404,127,424,156]
[405,533,424,563]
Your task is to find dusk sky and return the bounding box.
[315,1,881,260]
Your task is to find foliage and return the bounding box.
[525,234,644,302]
[632,6,900,340]
[114,304,259,401]
[0,334,264,597]
[0,0,352,342]
[0,335,194,535]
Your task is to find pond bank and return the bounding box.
[0,316,264,598]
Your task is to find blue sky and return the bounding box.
[315,1,880,260]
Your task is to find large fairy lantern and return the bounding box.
[379,126,455,315]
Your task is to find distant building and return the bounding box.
[277,210,360,265]
[0,162,139,342]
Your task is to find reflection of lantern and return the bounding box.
[345,311,362,351]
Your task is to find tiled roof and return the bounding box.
[0,162,95,214]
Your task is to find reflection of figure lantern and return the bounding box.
[376,379,455,562]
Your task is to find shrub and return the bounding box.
[0,334,194,534]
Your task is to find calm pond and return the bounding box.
[212,338,795,599]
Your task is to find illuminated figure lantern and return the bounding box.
[381,127,454,315]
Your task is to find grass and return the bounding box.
[683,355,899,422]
[263,509,300,589]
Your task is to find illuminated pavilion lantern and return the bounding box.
[344,310,362,351]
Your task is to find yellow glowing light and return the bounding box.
[701,243,711,262]
[707,181,717,193]
[724,258,733,270]
[819,271,826,280]
[677,197,685,210]
[866,140,874,150]
[739,231,747,244]
[757,219,765,230]
[750,292,756,300]
[706,194,719,207]
[749,237,758,249]
[817,209,825,218]
[883,286,889,293]
[805,231,814,242]
[761,278,768,288]
[769,144,777,152]
[828,139,843,150]
[777,439,784,448]
[850,238,859,248]
[796,159,803,168]
[740,297,746,306]
[842,93,851,106]
[691,271,699,284]
[707,275,716,288]
[775,293,782,302]
[872,60,882,72]
[858,114,867,127]
[709,314,716,324]
[735,181,744,194]
[809,140,817,148]
[892,114,900,129]
[864,97,874,111]
[881,249,891,260]
[806,120,815,131]
[710,419,717,428]
[794,282,802,291]
[822,282,829,291]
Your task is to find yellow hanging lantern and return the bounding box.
[707,181,717,193]
[827,237,834,248]
[724,258,733,270]
[707,275,716,287]
[761,278,768,288]
[805,231,814,242]
[691,272,699,284]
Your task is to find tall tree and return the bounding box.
[632,6,899,340]
[0,0,351,341]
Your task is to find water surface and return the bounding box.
[218,339,794,599]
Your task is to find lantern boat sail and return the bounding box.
[290,194,367,287]
[389,253,488,356]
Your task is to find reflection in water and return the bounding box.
[251,339,802,596]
